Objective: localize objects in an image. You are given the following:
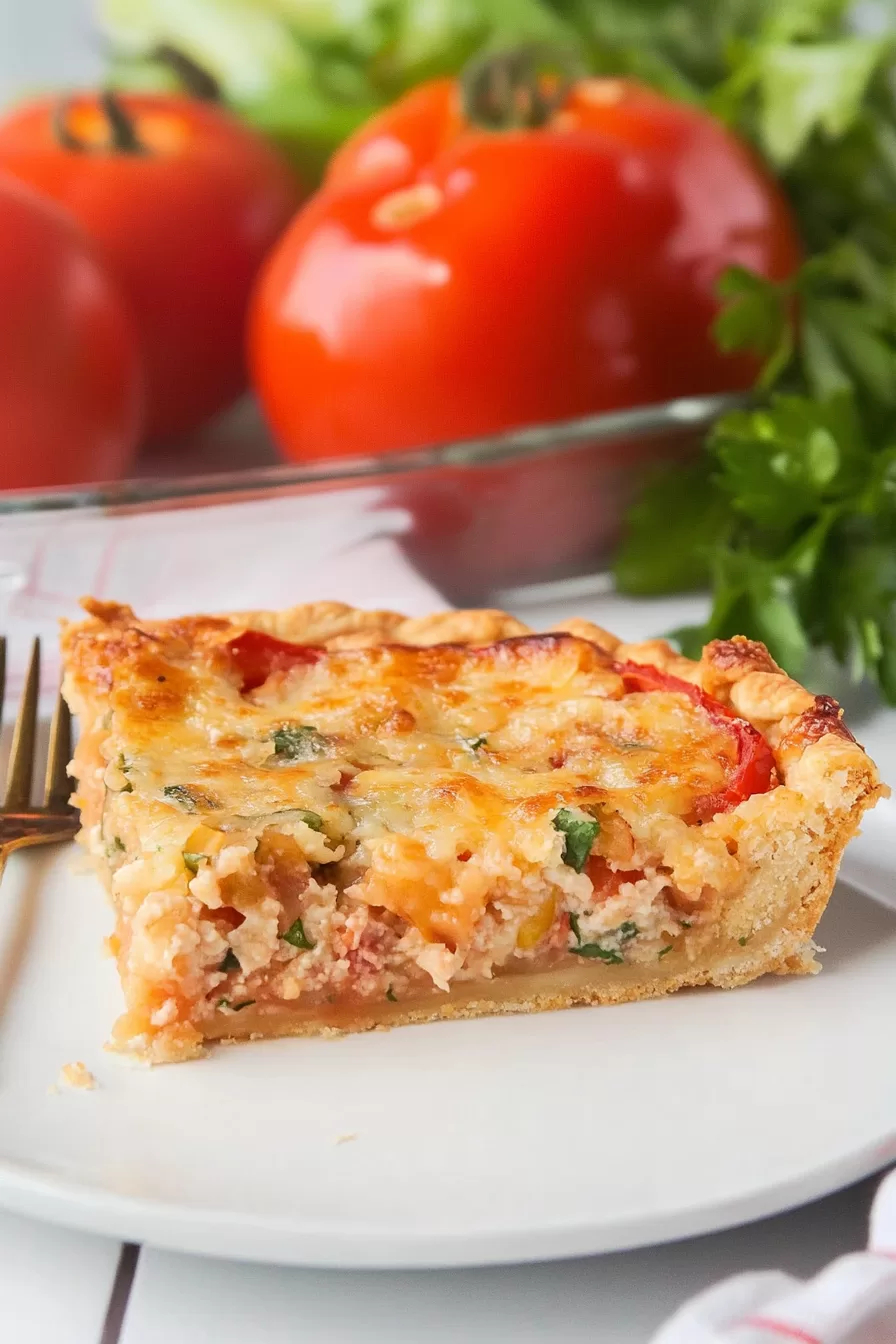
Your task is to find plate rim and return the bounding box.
[1,1099,894,1268]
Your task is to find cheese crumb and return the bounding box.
[57,1062,96,1091]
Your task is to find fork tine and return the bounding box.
[44,687,72,810]
[4,637,39,810]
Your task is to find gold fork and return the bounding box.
[0,637,79,882]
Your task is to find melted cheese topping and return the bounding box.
[90,633,738,921]
[109,635,733,804]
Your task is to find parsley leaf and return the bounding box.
[296,810,324,832]
[568,911,583,945]
[572,944,624,964]
[162,784,219,812]
[462,734,488,751]
[602,4,896,706]
[570,920,638,964]
[282,918,315,950]
[271,725,328,761]
[553,808,600,873]
[659,945,674,959]
[182,851,206,874]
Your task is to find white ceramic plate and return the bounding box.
[0,844,895,1269]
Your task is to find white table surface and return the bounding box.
[0,1180,882,1343]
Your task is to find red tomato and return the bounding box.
[226,630,324,692]
[616,660,777,817]
[0,92,301,441]
[250,72,800,462]
[0,174,142,490]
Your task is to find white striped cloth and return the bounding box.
[653,1169,896,1343]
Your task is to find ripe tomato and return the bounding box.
[250,71,800,462]
[0,92,301,441]
[0,174,142,490]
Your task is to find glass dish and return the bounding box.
[0,392,743,602]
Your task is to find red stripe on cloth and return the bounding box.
[742,1320,821,1343]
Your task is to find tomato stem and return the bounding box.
[149,44,221,102]
[460,44,583,131]
[52,97,86,152]
[52,90,146,155]
[100,90,145,154]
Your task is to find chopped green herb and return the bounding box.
[219,949,240,973]
[572,944,624,964]
[679,920,692,929]
[282,918,315,950]
[568,911,582,945]
[120,780,134,794]
[659,945,674,959]
[618,921,639,943]
[271,724,328,761]
[296,810,323,832]
[462,734,488,751]
[106,836,125,857]
[162,784,218,812]
[553,808,600,873]
[738,936,751,947]
[385,984,397,1002]
[182,851,206,874]
[218,998,255,1012]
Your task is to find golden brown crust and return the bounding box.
[62,597,886,1062]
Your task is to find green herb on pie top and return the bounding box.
[282,918,315,950]
[463,734,488,751]
[219,948,240,973]
[659,945,674,959]
[568,911,582,945]
[553,809,600,873]
[182,851,206,874]
[296,810,324,832]
[162,784,219,812]
[271,724,328,761]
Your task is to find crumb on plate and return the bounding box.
[57,1061,96,1091]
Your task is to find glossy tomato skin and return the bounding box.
[0,174,142,489]
[0,94,301,441]
[251,77,800,461]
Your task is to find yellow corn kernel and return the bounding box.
[184,824,225,856]
[517,896,556,950]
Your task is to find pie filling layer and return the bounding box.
[68,627,784,1056]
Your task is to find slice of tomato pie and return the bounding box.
[61,599,885,1062]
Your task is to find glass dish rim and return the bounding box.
[0,390,748,516]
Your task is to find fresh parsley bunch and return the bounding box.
[598,0,896,700]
